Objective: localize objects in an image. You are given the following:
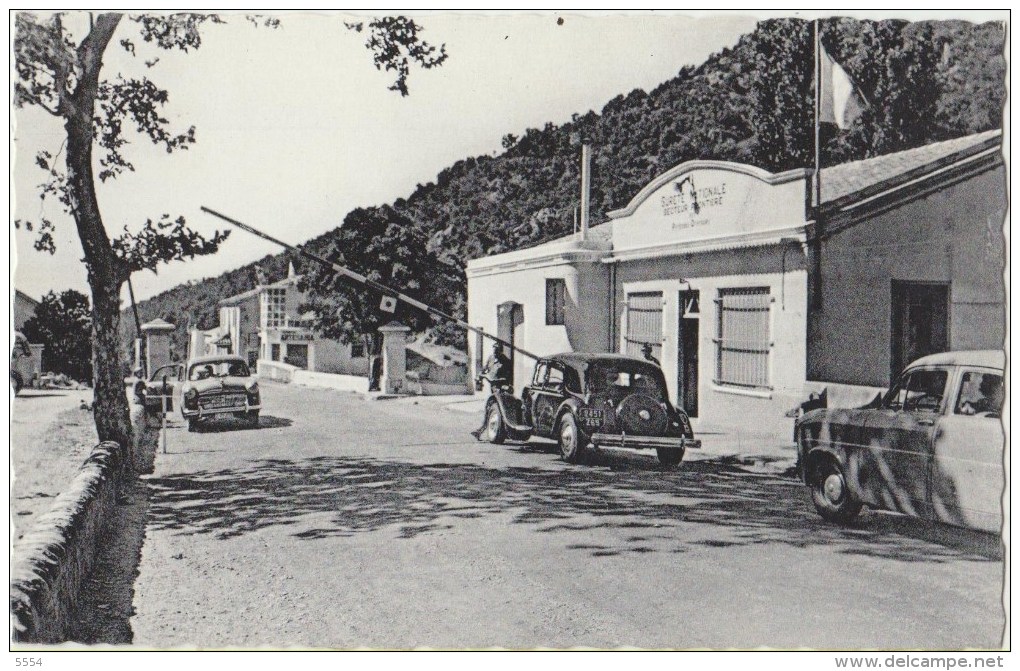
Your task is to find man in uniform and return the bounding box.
[471,342,512,440]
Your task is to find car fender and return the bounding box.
[553,397,586,436]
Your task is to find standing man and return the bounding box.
[471,342,512,440]
[641,343,660,366]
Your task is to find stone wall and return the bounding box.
[10,402,155,644]
[10,441,130,643]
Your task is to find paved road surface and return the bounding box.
[120,382,1003,649]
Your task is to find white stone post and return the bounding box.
[378,321,411,395]
[141,319,176,376]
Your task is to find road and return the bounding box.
[116,381,1003,649]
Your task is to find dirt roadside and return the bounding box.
[10,390,97,541]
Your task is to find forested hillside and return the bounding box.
[123,17,1005,358]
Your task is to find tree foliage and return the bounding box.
[22,290,94,383]
[299,206,464,349]
[344,17,448,96]
[14,11,449,445]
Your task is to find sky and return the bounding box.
[10,10,1007,306]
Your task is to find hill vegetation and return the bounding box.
[123,17,1005,359]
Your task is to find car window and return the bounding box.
[955,371,1004,418]
[189,361,249,381]
[547,365,565,389]
[588,362,668,401]
[150,364,180,382]
[532,363,548,387]
[899,368,949,412]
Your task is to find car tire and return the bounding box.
[10,372,22,396]
[656,446,684,468]
[485,401,506,444]
[558,414,586,464]
[810,457,863,524]
[246,410,260,428]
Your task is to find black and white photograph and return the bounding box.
[9,8,1009,662]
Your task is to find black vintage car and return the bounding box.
[481,353,701,467]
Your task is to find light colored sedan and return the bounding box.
[179,355,261,432]
[797,350,1004,533]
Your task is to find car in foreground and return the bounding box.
[179,355,261,431]
[481,352,700,467]
[796,350,1004,533]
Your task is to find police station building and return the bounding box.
[466,130,1005,439]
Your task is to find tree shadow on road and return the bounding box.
[143,454,1002,564]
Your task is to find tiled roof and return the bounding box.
[819,130,1001,205]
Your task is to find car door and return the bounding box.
[859,366,949,519]
[931,368,1004,532]
[148,364,182,411]
[533,362,567,437]
[525,362,549,436]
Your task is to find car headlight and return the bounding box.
[183,386,199,408]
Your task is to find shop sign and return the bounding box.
[659,175,727,231]
[281,331,314,342]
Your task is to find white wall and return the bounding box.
[467,257,610,390]
[616,246,808,439]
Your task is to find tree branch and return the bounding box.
[14,86,61,116]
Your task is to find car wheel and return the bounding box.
[810,457,863,524]
[656,446,684,468]
[11,372,22,396]
[558,414,585,464]
[485,402,506,444]
[246,410,260,428]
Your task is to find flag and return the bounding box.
[379,295,397,313]
[819,45,866,129]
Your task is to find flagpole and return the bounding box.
[813,18,822,212]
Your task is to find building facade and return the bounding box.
[466,131,1005,440]
[193,264,369,376]
[12,290,45,385]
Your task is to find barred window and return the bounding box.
[624,292,663,361]
[715,288,772,389]
[546,278,566,325]
[263,288,287,328]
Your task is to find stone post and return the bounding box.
[141,318,176,376]
[378,321,411,395]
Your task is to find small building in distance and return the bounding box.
[192,263,369,376]
[12,290,45,387]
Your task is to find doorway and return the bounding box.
[678,290,700,417]
[891,281,949,380]
[497,301,523,387]
[285,343,309,369]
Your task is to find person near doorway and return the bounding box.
[471,342,512,440]
[641,343,660,366]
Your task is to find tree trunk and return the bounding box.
[89,274,133,448]
[63,13,133,448]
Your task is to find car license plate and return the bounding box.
[577,407,604,428]
[202,395,244,410]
